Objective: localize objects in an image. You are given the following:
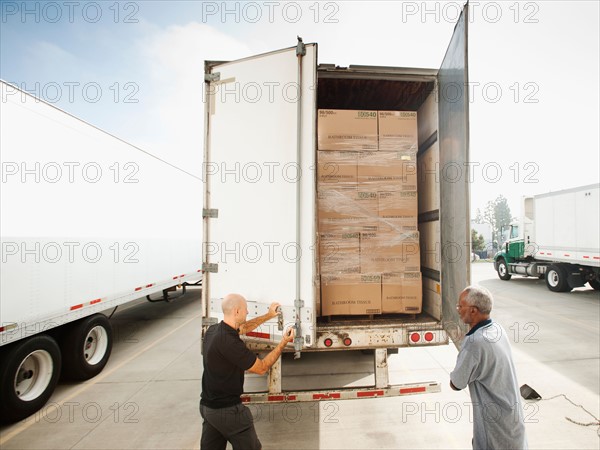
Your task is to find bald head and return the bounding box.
[222,293,246,316]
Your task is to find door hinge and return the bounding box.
[202,263,218,273]
[294,299,304,308]
[296,36,306,56]
[205,72,220,82]
[203,208,219,218]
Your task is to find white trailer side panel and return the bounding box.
[534,184,600,266]
[0,81,203,344]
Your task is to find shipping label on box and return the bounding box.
[321,273,382,315]
[357,151,417,191]
[378,111,418,152]
[382,272,422,314]
[317,151,357,187]
[318,109,378,151]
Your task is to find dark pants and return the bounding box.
[200,403,261,450]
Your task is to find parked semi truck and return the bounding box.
[0,81,203,422]
[201,7,470,402]
[494,184,600,292]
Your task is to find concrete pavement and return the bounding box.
[1,262,598,449]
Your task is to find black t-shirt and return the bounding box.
[200,321,257,408]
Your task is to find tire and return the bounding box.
[60,314,113,381]
[546,265,571,292]
[496,259,512,280]
[0,335,61,423]
[589,279,600,291]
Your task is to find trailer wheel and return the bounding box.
[60,314,113,381]
[496,259,512,280]
[589,279,600,291]
[0,335,61,423]
[546,265,571,292]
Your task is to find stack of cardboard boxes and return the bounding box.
[317,109,422,316]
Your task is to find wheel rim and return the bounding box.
[548,270,559,288]
[84,326,109,366]
[499,263,507,276]
[14,350,54,401]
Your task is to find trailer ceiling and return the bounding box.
[316,77,435,111]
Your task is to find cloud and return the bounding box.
[130,22,251,174]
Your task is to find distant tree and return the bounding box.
[476,195,513,243]
[471,229,485,252]
[494,196,513,237]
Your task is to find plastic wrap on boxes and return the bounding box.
[378,111,418,152]
[358,151,417,191]
[317,189,378,232]
[317,151,357,188]
[360,231,421,273]
[377,191,418,233]
[319,230,360,274]
[318,109,378,151]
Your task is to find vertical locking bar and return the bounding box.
[293,36,306,359]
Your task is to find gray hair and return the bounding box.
[462,285,493,314]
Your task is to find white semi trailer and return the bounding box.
[0,81,203,422]
[202,6,471,402]
[494,184,600,292]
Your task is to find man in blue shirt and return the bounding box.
[200,293,294,450]
[450,285,528,449]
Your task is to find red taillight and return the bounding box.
[424,332,434,342]
[343,337,352,346]
[324,338,333,347]
[410,333,420,343]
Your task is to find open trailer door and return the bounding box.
[438,4,471,348]
[202,41,317,353]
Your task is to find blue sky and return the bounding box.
[2,1,599,216]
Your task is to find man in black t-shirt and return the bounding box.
[200,293,295,450]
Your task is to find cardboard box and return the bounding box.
[318,109,378,151]
[377,191,418,232]
[377,218,419,233]
[317,151,357,187]
[360,231,421,273]
[319,231,360,274]
[378,191,418,219]
[357,151,417,191]
[321,273,381,315]
[318,189,378,231]
[382,272,422,313]
[320,248,360,274]
[378,111,418,152]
